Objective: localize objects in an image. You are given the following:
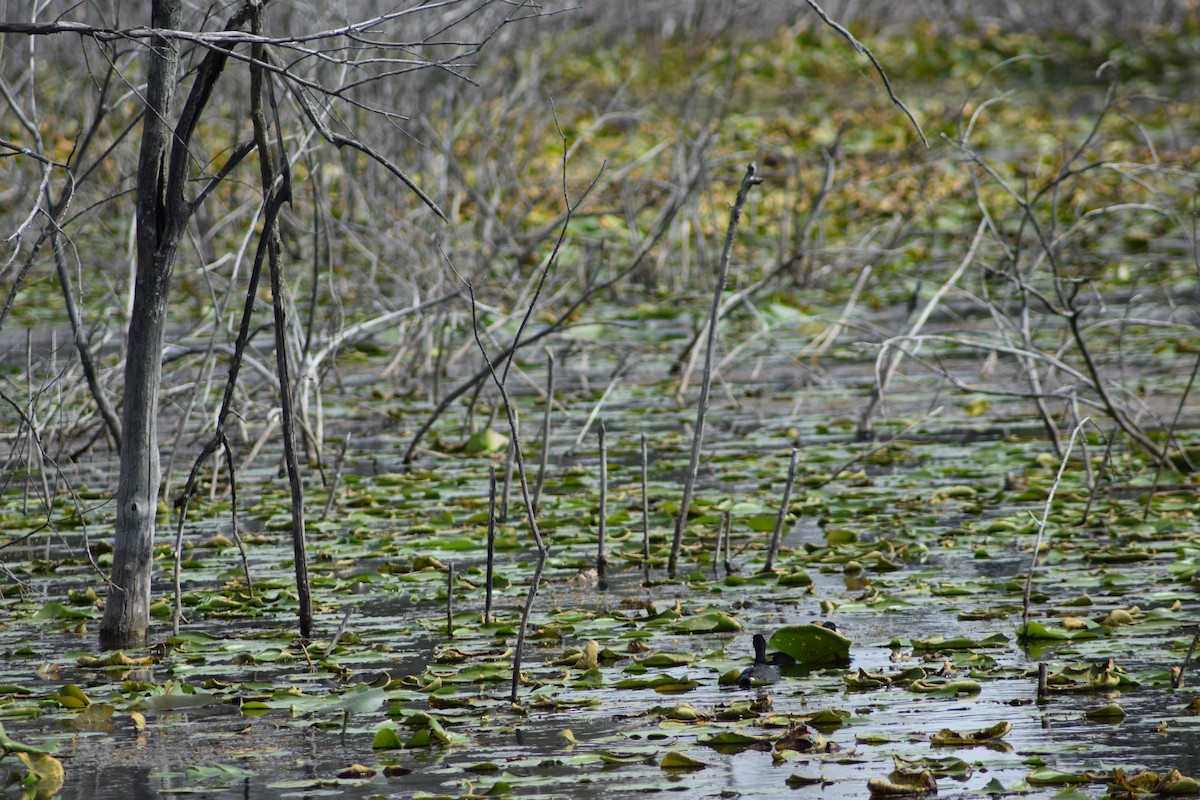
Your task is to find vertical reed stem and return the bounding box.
[723,509,734,575]
[1176,625,1200,689]
[533,349,554,513]
[500,447,514,523]
[641,434,650,584]
[763,448,800,572]
[446,561,455,640]
[712,514,724,580]
[321,433,351,522]
[1020,417,1088,642]
[669,163,763,578]
[485,466,497,624]
[597,418,608,590]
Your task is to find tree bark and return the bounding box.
[99,0,182,650]
[100,0,251,649]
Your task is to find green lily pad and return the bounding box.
[768,624,851,668]
[668,611,742,634]
[465,429,508,455]
[698,730,771,750]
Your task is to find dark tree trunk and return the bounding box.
[99,0,182,650]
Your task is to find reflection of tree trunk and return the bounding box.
[99,0,182,650]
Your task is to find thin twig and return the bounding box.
[446,561,455,640]
[1020,417,1089,642]
[668,163,763,579]
[402,144,704,465]
[253,18,312,641]
[466,280,548,705]
[321,434,352,522]
[858,219,985,440]
[500,447,514,524]
[568,354,631,454]
[323,606,353,659]
[762,448,800,573]
[597,418,608,591]
[532,349,554,514]
[1176,626,1200,689]
[1080,427,1118,527]
[1143,351,1200,522]
[802,0,927,147]
[452,111,592,702]
[712,511,724,581]
[485,466,497,624]
[641,434,650,585]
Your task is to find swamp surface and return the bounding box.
[4,300,1200,800]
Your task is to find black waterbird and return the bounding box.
[738,633,782,689]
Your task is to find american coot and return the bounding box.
[738,633,781,689]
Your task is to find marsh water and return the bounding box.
[3,301,1200,800]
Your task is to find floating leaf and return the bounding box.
[464,429,508,455]
[894,755,973,780]
[372,726,404,750]
[930,721,1011,747]
[746,513,778,533]
[769,624,851,668]
[1025,767,1093,785]
[698,730,771,751]
[908,678,981,696]
[77,651,154,669]
[34,603,90,621]
[660,750,707,770]
[868,768,937,797]
[648,703,707,722]
[774,725,826,753]
[807,708,851,730]
[136,683,218,712]
[910,633,1008,651]
[14,751,65,795]
[0,723,58,755]
[777,569,813,587]
[614,674,700,693]
[1017,620,1101,641]
[638,652,693,668]
[73,703,115,728]
[51,684,90,709]
[1083,702,1125,722]
[962,397,990,417]
[668,611,742,634]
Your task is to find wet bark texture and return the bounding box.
[99,0,182,651]
[100,0,251,649]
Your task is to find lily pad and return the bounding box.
[660,750,707,770]
[768,624,851,668]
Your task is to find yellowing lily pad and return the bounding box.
[930,721,1011,747]
[660,750,707,770]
